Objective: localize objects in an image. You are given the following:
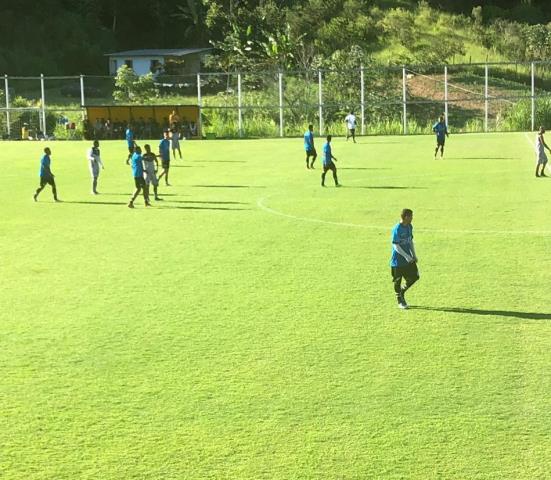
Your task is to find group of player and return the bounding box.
[32,125,183,208]
[31,111,551,308]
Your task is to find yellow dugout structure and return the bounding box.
[84,105,201,139]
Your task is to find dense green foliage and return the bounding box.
[2,0,551,75]
[2,134,551,478]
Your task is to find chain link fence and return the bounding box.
[2,61,551,140]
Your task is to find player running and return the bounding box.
[390,208,419,309]
[432,115,449,158]
[321,135,340,187]
[345,111,357,143]
[304,124,317,169]
[157,131,171,186]
[142,144,161,200]
[127,146,151,208]
[87,140,104,195]
[535,126,551,177]
[33,147,60,202]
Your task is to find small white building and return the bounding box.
[105,48,212,76]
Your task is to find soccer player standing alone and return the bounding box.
[535,126,551,177]
[390,209,419,309]
[88,140,104,195]
[321,135,340,187]
[433,115,449,158]
[304,124,317,169]
[33,147,59,202]
[158,131,171,186]
[345,111,357,143]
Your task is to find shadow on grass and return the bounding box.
[166,200,248,205]
[346,186,427,190]
[63,200,127,206]
[339,167,392,170]
[170,165,205,168]
[103,193,180,197]
[157,205,250,211]
[192,185,265,189]
[445,157,518,160]
[410,306,551,320]
[193,160,247,163]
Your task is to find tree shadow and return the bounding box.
[192,185,265,189]
[410,306,551,321]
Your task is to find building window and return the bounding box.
[150,59,161,73]
[124,59,134,70]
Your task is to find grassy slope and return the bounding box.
[1,134,550,479]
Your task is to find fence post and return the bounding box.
[444,66,448,125]
[4,75,10,138]
[197,73,202,138]
[278,72,284,137]
[531,62,535,132]
[318,69,323,136]
[80,75,85,106]
[237,72,243,137]
[484,64,489,132]
[40,74,46,135]
[360,65,365,135]
[402,67,407,135]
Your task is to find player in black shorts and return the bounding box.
[33,147,60,202]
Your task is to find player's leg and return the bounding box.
[310,149,317,169]
[33,179,47,201]
[541,160,548,177]
[440,143,445,157]
[352,129,356,143]
[50,178,59,201]
[128,179,141,207]
[143,182,151,206]
[331,164,339,186]
[305,152,310,169]
[321,166,327,186]
[346,129,350,141]
[400,263,420,307]
[392,267,405,307]
[178,146,182,159]
[536,162,541,177]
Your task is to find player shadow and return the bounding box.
[165,200,248,205]
[63,200,127,206]
[170,165,205,168]
[103,193,180,196]
[194,160,247,163]
[339,167,391,170]
[410,306,551,320]
[157,205,250,211]
[192,185,265,189]
[347,186,427,190]
[445,157,518,160]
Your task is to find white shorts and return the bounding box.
[89,160,100,178]
[144,171,158,186]
[537,153,548,165]
[171,139,180,149]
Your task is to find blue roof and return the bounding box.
[105,48,211,57]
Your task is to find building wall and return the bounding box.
[109,56,164,76]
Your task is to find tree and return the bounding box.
[113,65,158,103]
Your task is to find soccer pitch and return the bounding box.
[2,133,550,479]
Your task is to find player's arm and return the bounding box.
[393,242,414,263]
[410,240,418,262]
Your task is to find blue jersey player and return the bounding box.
[125,124,135,163]
[432,115,449,159]
[390,208,419,309]
[304,124,317,169]
[321,135,340,187]
[33,147,60,202]
[158,130,172,186]
[127,146,151,208]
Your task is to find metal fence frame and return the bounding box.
[2,61,551,138]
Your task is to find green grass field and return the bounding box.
[2,133,550,479]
